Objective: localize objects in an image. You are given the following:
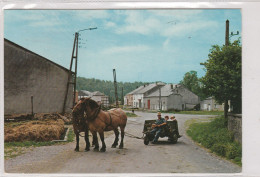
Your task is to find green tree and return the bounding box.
[180,71,207,100]
[201,40,242,117]
[76,77,146,102]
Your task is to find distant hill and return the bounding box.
[76,77,148,103]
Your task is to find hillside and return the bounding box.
[76,77,148,102]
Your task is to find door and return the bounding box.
[147,100,150,109]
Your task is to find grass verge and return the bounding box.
[5,127,75,159]
[125,112,138,117]
[162,110,224,115]
[186,116,242,166]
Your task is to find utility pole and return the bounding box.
[156,82,165,111]
[62,32,79,115]
[224,19,229,119]
[121,87,124,105]
[62,27,97,115]
[159,87,162,110]
[225,20,229,46]
[113,69,119,108]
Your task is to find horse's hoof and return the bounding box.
[100,148,106,152]
[74,148,79,152]
[111,145,117,148]
[85,148,90,152]
[119,146,123,149]
[93,148,99,152]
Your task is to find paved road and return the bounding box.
[5,111,241,173]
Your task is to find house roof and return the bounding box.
[145,84,180,97]
[92,91,105,96]
[79,90,107,97]
[135,83,163,94]
[4,38,72,73]
[126,85,145,95]
[78,90,92,97]
[202,96,214,101]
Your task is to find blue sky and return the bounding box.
[4,9,241,83]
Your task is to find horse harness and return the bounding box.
[86,105,113,130]
[104,112,113,131]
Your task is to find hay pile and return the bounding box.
[4,119,65,142]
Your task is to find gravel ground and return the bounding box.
[5,111,242,174]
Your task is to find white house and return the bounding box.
[132,82,165,108]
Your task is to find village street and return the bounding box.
[5,112,241,174]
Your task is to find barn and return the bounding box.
[4,39,74,115]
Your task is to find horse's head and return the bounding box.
[80,97,101,120]
[72,98,87,124]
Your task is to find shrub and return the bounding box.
[187,116,242,166]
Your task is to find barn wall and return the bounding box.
[166,94,183,111]
[4,40,73,115]
[176,86,200,105]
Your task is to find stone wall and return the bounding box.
[227,113,242,144]
[4,39,73,115]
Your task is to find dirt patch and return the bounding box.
[4,113,67,142]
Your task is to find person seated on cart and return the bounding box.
[150,112,167,144]
[165,115,169,121]
[169,115,181,138]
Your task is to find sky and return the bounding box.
[4,9,241,83]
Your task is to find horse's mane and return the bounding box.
[86,98,100,110]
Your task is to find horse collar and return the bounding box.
[88,105,101,120]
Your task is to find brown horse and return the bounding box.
[72,98,92,151]
[80,98,127,152]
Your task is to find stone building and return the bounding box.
[200,97,224,111]
[4,39,73,115]
[144,84,200,111]
[78,90,109,107]
[144,84,183,111]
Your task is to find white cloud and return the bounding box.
[104,21,116,28]
[163,38,170,49]
[113,10,217,38]
[161,20,218,37]
[73,10,110,21]
[102,45,151,55]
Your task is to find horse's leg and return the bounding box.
[111,128,119,148]
[92,131,99,151]
[99,131,106,152]
[119,126,125,149]
[92,137,95,147]
[84,129,90,151]
[75,132,80,151]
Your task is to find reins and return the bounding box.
[124,132,144,140]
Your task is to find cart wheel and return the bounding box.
[144,135,150,145]
[171,132,178,144]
